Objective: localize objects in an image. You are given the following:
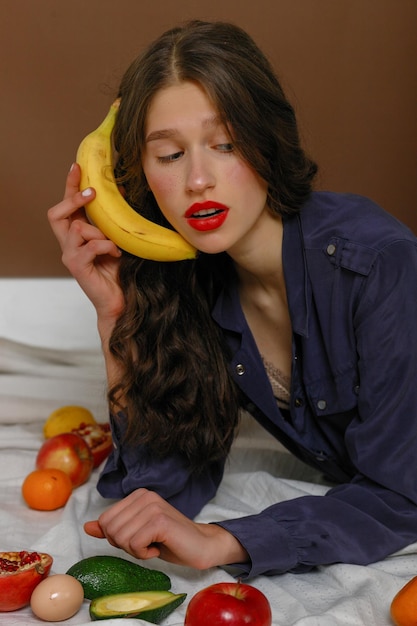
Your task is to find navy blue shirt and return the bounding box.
[97,191,417,578]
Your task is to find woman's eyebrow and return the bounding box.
[145,128,177,142]
[145,115,223,143]
[202,114,222,129]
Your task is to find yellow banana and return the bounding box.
[76,99,197,261]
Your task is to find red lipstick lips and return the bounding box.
[185,201,229,232]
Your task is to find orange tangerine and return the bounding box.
[22,468,73,511]
[390,576,417,626]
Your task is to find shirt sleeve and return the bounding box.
[216,479,417,577]
[217,239,417,577]
[96,412,226,519]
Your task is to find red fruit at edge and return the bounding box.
[36,432,93,487]
[185,582,272,626]
[0,551,53,611]
[72,422,113,468]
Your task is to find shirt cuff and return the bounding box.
[213,512,297,578]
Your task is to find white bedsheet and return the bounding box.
[0,280,415,625]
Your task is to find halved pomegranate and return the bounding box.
[0,551,53,611]
[73,422,113,468]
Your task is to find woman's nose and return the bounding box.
[185,151,215,193]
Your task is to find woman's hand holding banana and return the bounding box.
[47,163,125,343]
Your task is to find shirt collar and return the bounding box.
[282,213,310,337]
[211,277,246,333]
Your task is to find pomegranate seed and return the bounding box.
[0,552,41,573]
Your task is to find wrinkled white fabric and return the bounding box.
[1,409,415,626]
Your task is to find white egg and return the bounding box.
[30,574,84,622]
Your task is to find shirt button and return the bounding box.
[235,363,246,376]
[294,397,304,407]
[353,385,360,395]
[326,243,337,256]
[317,399,327,410]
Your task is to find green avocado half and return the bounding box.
[89,590,187,623]
[66,555,171,599]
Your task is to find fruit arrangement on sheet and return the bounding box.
[1,404,273,623]
[21,405,112,511]
[0,549,275,624]
[0,551,186,622]
[3,399,411,623]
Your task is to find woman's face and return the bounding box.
[142,81,278,257]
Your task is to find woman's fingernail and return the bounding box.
[81,187,93,197]
[69,162,75,173]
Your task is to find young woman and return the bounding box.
[48,20,417,578]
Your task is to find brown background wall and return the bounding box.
[1,0,416,277]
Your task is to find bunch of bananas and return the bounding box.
[76,100,197,262]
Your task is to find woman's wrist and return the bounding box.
[202,523,250,568]
[96,306,121,348]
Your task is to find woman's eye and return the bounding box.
[216,143,234,152]
[157,151,183,164]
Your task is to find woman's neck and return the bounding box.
[230,212,285,300]
[230,214,292,376]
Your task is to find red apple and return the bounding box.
[36,433,94,487]
[184,581,272,626]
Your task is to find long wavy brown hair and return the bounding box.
[108,20,317,471]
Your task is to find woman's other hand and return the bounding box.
[84,488,249,570]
